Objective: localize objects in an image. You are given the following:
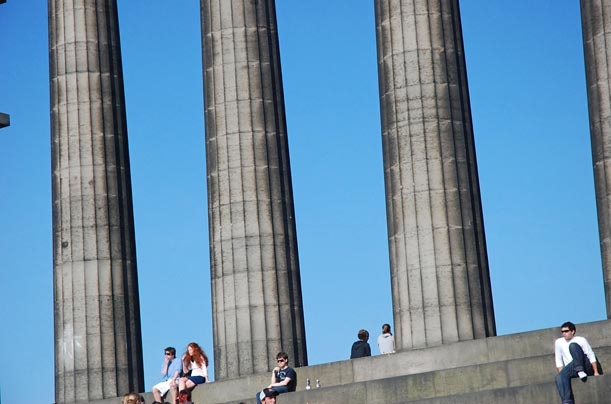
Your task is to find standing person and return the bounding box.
[152,346,182,404]
[255,352,297,404]
[377,323,395,354]
[554,321,601,404]
[177,342,209,403]
[350,329,371,359]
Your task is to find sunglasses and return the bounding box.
[277,359,286,363]
[165,352,173,355]
[561,329,572,333]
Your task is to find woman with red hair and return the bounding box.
[177,342,209,402]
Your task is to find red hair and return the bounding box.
[184,342,208,368]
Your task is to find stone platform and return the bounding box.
[89,320,611,404]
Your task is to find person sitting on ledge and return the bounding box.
[152,346,182,404]
[255,351,297,404]
[177,342,209,403]
[554,321,601,404]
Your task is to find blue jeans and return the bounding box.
[555,343,593,404]
[255,386,289,404]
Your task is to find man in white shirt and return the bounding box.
[554,321,600,404]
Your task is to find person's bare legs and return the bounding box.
[178,378,196,392]
[170,381,178,404]
[152,387,163,403]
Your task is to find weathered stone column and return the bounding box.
[581,0,611,318]
[374,0,496,350]
[200,0,307,379]
[49,1,144,402]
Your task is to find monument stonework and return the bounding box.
[374,0,496,350]
[49,1,144,402]
[39,1,611,403]
[200,0,308,379]
[581,0,611,317]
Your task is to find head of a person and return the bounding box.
[358,329,369,341]
[186,342,209,367]
[165,346,176,359]
[122,393,144,404]
[276,351,289,367]
[382,324,392,335]
[560,321,576,340]
[260,387,278,403]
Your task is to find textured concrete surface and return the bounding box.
[200,0,307,380]
[49,1,143,403]
[374,0,495,351]
[84,320,611,404]
[580,0,611,317]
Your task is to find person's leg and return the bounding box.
[177,378,190,403]
[255,390,263,404]
[270,386,289,395]
[170,382,178,404]
[555,363,576,404]
[152,381,169,404]
[152,387,162,403]
[568,343,587,372]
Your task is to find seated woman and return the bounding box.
[177,342,209,403]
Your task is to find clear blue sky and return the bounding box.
[0,1,607,404]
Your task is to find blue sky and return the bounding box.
[0,1,607,404]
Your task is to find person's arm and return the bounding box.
[270,367,279,385]
[365,343,371,357]
[581,338,600,376]
[169,368,180,386]
[268,372,292,387]
[161,358,170,376]
[554,340,564,372]
[182,355,190,374]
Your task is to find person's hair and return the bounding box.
[185,342,209,368]
[165,346,176,356]
[122,393,144,404]
[276,351,289,361]
[561,321,576,332]
[358,329,369,341]
[382,324,392,335]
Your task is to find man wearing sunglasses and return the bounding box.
[255,352,297,404]
[152,347,182,404]
[554,321,601,404]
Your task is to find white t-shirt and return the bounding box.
[190,360,208,379]
[554,335,597,368]
[377,333,395,354]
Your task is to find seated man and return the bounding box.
[255,352,297,404]
[554,321,601,404]
[152,347,182,404]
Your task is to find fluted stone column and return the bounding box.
[200,0,307,379]
[581,0,611,317]
[49,1,144,402]
[374,0,496,350]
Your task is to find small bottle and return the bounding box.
[315,379,321,389]
[305,378,311,390]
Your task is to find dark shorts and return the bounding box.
[188,376,206,385]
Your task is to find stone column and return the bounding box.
[49,1,144,402]
[200,0,307,379]
[580,0,611,317]
[374,0,496,350]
